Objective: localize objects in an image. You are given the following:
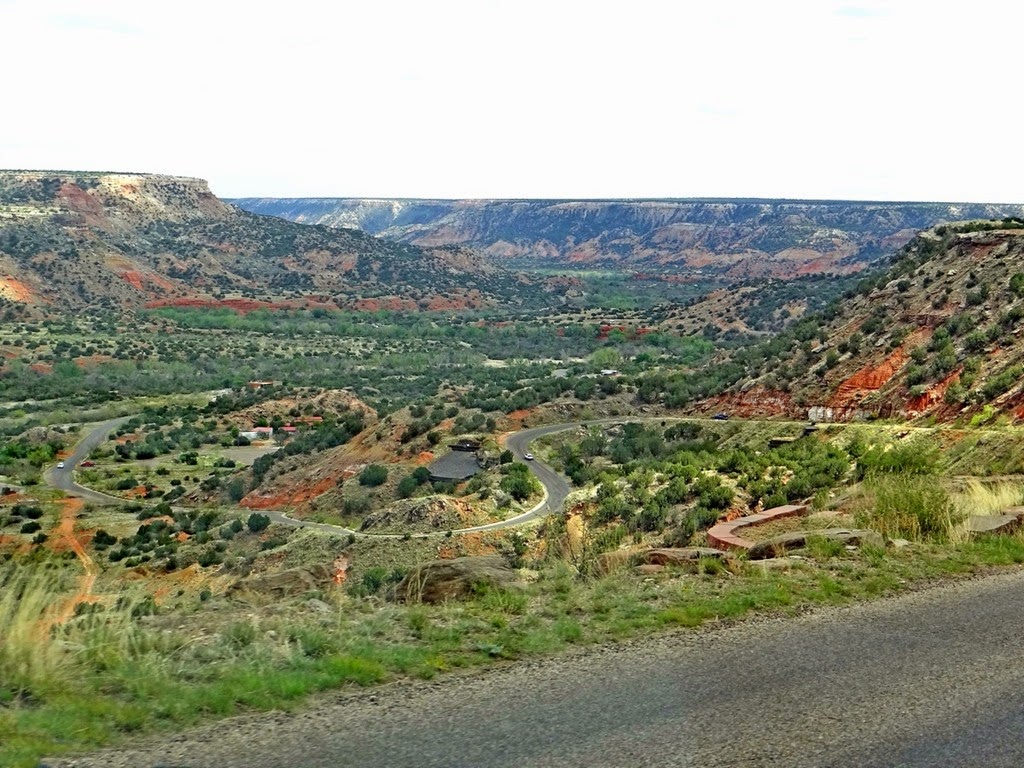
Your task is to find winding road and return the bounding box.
[45,417,588,538]
[42,418,1024,766]
[44,416,133,505]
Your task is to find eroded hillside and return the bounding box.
[677,221,1024,422]
[231,196,1024,278]
[0,171,560,312]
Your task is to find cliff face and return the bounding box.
[230,197,1024,278]
[0,172,547,311]
[0,171,233,229]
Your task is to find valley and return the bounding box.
[4,171,1024,767]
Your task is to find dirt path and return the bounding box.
[45,498,100,627]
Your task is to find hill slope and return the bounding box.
[230,197,1024,278]
[684,221,1024,422]
[0,171,550,312]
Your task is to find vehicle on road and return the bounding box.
[524,453,534,460]
[56,461,65,469]
[711,413,729,421]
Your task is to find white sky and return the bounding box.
[0,0,1020,202]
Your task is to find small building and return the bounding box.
[281,425,298,434]
[450,438,482,452]
[428,451,482,482]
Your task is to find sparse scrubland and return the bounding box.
[5,172,1024,765]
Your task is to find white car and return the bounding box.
[524,453,534,461]
[56,461,65,469]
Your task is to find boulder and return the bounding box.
[634,564,666,576]
[392,555,519,603]
[747,529,884,560]
[967,514,1021,536]
[226,564,334,603]
[643,547,731,566]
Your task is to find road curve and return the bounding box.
[50,568,1024,768]
[46,416,702,538]
[44,417,133,506]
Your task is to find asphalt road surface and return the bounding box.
[43,416,132,505]
[49,568,1024,768]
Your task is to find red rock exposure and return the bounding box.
[830,346,912,408]
[906,369,961,414]
[240,474,336,510]
[0,277,37,303]
[699,388,795,419]
[145,296,338,313]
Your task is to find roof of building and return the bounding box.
[428,451,482,481]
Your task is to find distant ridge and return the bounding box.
[232,197,1024,279]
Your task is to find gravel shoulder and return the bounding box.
[48,567,1024,768]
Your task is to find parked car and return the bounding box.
[56,461,65,469]
[80,460,96,467]
[711,413,729,421]
[524,453,534,461]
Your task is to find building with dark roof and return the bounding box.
[428,451,482,482]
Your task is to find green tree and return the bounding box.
[358,464,388,487]
[246,513,271,533]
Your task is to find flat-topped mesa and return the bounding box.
[0,170,233,228]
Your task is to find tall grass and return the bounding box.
[0,565,73,700]
[855,475,963,542]
[948,480,1024,542]
[0,565,147,704]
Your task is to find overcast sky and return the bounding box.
[1,0,1020,202]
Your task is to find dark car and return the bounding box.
[711,413,729,421]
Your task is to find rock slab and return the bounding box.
[747,529,884,560]
[392,555,518,603]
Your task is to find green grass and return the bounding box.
[6,534,1024,767]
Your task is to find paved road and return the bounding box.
[50,569,1024,768]
[44,417,132,505]
[47,416,577,538]
[44,416,717,537]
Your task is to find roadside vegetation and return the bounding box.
[5,518,1024,767]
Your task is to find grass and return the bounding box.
[854,475,963,542]
[7,533,1024,767]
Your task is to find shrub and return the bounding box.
[358,464,388,487]
[855,440,938,479]
[246,513,270,533]
[19,521,41,534]
[397,475,419,499]
[499,463,539,501]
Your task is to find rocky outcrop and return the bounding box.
[747,529,884,560]
[391,555,519,603]
[643,548,731,566]
[225,564,335,603]
[230,197,1024,278]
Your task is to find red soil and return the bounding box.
[240,474,336,509]
[43,499,100,628]
[700,388,795,419]
[0,276,36,303]
[907,369,961,413]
